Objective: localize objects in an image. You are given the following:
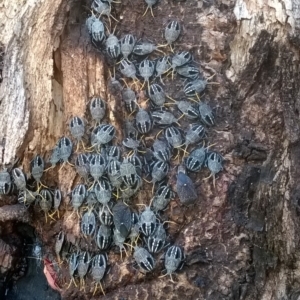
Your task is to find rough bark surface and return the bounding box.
[1,0,300,299]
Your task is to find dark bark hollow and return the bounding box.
[1,0,300,299]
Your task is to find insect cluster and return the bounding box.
[0,0,225,296]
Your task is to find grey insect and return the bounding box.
[38,189,53,222]
[151,161,169,184]
[92,0,117,27]
[135,108,153,134]
[89,16,106,44]
[122,88,138,114]
[155,56,170,84]
[142,0,158,17]
[176,165,197,205]
[140,206,157,236]
[99,203,113,225]
[122,137,140,153]
[89,154,107,184]
[184,146,206,172]
[164,21,181,49]
[71,184,87,214]
[206,151,224,187]
[185,124,205,148]
[107,145,121,162]
[81,208,96,237]
[134,246,155,272]
[120,159,140,187]
[171,51,193,72]
[147,222,167,253]
[113,228,129,258]
[119,59,138,81]
[51,188,62,218]
[105,33,121,59]
[121,176,142,201]
[12,168,26,191]
[148,83,166,107]
[69,116,85,145]
[124,119,138,139]
[176,100,199,120]
[129,212,140,246]
[96,224,112,250]
[138,59,155,86]
[163,245,185,281]
[133,41,163,56]
[198,102,214,126]
[112,202,132,238]
[128,154,143,175]
[30,155,45,185]
[107,160,123,191]
[94,179,112,209]
[17,189,36,207]
[67,252,79,289]
[184,79,207,97]
[152,110,178,126]
[58,136,73,163]
[108,68,123,95]
[86,188,98,207]
[89,97,106,124]
[75,153,90,181]
[55,231,65,264]
[152,139,172,162]
[176,64,201,80]
[120,34,136,59]
[77,251,91,291]
[164,126,184,149]
[91,254,107,296]
[91,124,116,149]
[151,185,173,212]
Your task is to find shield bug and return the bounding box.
[107,145,121,162]
[99,203,114,226]
[142,0,158,17]
[55,231,65,264]
[77,251,91,291]
[184,146,206,172]
[50,188,62,218]
[113,228,129,258]
[164,126,184,149]
[134,246,155,272]
[94,179,112,210]
[89,153,107,184]
[146,222,167,253]
[89,97,106,124]
[38,189,53,222]
[198,102,214,126]
[18,189,36,207]
[176,64,201,80]
[151,185,173,212]
[49,144,61,168]
[120,34,136,59]
[91,254,107,296]
[58,136,73,164]
[155,56,171,84]
[91,124,116,149]
[133,40,164,56]
[105,32,121,59]
[162,245,185,281]
[89,16,106,46]
[148,83,166,107]
[184,79,207,97]
[69,116,85,150]
[176,165,197,205]
[92,0,118,27]
[75,153,90,181]
[152,110,178,127]
[151,161,169,184]
[122,88,138,114]
[140,206,157,236]
[119,59,139,82]
[121,176,142,201]
[135,108,153,134]
[81,208,96,237]
[152,139,172,162]
[138,59,155,87]
[70,184,87,216]
[120,159,140,187]
[67,252,79,289]
[112,202,132,238]
[96,224,112,250]
[171,51,193,77]
[176,100,199,120]
[185,124,205,148]
[164,20,181,51]
[107,159,123,192]
[206,151,224,187]
[30,155,45,187]
[12,168,26,191]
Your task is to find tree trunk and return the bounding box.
[1,0,300,299]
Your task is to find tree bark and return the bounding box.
[1,0,300,299]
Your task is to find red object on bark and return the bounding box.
[43,258,62,293]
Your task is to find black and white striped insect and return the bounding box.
[162,245,185,281]
[148,83,166,107]
[75,153,90,181]
[151,185,173,212]
[119,59,139,82]
[146,222,167,253]
[135,108,153,134]
[30,155,45,187]
[164,21,181,50]
[198,102,214,126]
[91,254,107,296]
[134,246,155,272]
[105,33,121,59]
[184,124,205,148]
[176,100,199,120]
[81,208,96,237]
[133,41,163,56]
[96,224,112,250]
[206,151,224,187]
[12,168,27,191]
[58,137,73,164]
[122,88,138,114]
[139,206,157,236]
[89,97,106,124]
[120,34,136,59]
[176,64,201,80]
[91,124,116,149]
[152,110,178,127]
[184,79,207,97]
[171,51,193,72]
[184,146,206,172]
[86,15,106,45]
[69,116,85,149]
[138,59,155,87]
[155,56,171,84]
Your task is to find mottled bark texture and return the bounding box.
[1,0,300,299]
